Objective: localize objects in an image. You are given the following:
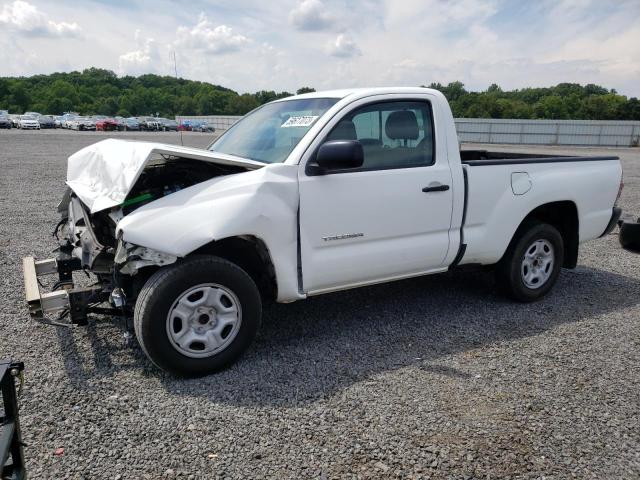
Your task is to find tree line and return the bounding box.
[426,81,640,120]
[0,68,314,118]
[1,67,638,120]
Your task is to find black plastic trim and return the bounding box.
[600,206,622,238]
[449,167,469,270]
[463,155,619,167]
[449,244,467,270]
[422,184,450,192]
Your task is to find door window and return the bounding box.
[323,100,435,170]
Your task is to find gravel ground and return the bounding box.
[1,129,639,479]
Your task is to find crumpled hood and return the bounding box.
[115,163,299,257]
[66,138,265,213]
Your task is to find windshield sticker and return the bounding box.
[281,115,319,128]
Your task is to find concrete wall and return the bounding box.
[178,115,640,147]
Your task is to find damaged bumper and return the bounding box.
[22,243,175,325]
[22,252,107,326]
[23,195,178,325]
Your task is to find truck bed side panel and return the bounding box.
[461,159,622,265]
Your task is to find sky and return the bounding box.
[0,0,639,96]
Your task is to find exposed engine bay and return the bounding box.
[35,156,249,325]
[121,157,246,215]
[60,156,245,268]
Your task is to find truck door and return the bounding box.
[298,98,454,294]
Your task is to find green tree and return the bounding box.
[579,94,626,120]
[225,94,259,115]
[617,98,640,120]
[8,82,31,112]
[533,96,569,119]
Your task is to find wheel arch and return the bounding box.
[189,235,278,302]
[506,200,579,268]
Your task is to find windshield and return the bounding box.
[209,97,338,163]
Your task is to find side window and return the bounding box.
[324,100,435,170]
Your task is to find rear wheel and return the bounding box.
[497,222,564,302]
[134,255,262,376]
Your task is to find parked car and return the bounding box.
[95,118,118,131]
[69,117,96,131]
[139,117,161,131]
[37,115,55,129]
[193,121,215,133]
[22,87,623,376]
[61,114,77,129]
[54,116,64,128]
[17,115,40,130]
[0,114,12,129]
[189,120,204,131]
[9,114,20,128]
[178,120,193,131]
[158,118,179,131]
[118,118,140,131]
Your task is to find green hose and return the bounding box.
[122,192,154,208]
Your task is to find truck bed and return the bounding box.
[458,150,622,267]
[460,150,619,166]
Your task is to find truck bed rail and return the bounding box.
[460,150,619,166]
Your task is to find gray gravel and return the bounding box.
[1,129,639,479]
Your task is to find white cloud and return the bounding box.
[327,34,361,58]
[0,33,38,75]
[0,0,80,37]
[118,30,164,76]
[289,0,335,31]
[175,13,249,54]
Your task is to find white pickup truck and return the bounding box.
[23,87,623,376]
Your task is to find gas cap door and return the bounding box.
[511,172,532,195]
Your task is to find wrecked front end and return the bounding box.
[23,140,259,326]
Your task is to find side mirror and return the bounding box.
[311,140,364,174]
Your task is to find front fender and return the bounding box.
[116,163,302,301]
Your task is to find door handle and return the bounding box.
[422,184,450,193]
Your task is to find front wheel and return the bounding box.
[496,222,564,302]
[134,256,262,376]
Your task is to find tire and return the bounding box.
[134,255,262,376]
[496,221,564,302]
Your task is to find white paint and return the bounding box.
[116,163,302,302]
[297,91,456,293]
